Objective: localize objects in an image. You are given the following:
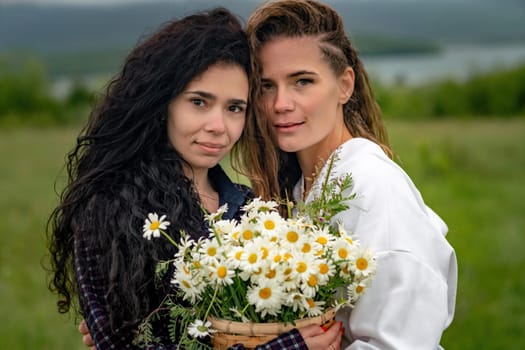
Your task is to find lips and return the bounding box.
[195,141,226,154]
[274,121,304,132]
[196,142,225,149]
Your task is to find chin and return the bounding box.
[278,142,301,153]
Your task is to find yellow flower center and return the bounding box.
[265,269,277,279]
[217,266,227,279]
[183,265,190,274]
[301,243,311,253]
[287,231,299,243]
[307,275,318,287]
[264,220,275,230]
[296,262,307,273]
[149,221,160,230]
[338,248,348,259]
[259,287,272,299]
[306,299,315,308]
[182,280,191,289]
[193,261,201,268]
[248,253,258,264]
[284,252,292,261]
[319,263,329,274]
[274,254,282,263]
[356,285,364,293]
[356,257,368,270]
[235,251,243,260]
[207,247,217,257]
[316,236,328,245]
[243,230,253,240]
[261,247,269,259]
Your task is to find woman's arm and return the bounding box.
[229,323,343,350]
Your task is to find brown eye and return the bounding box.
[191,98,205,107]
[261,82,274,92]
[297,78,313,86]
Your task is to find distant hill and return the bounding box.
[1,0,524,76]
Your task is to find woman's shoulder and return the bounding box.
[335,138,402,182]
[234,183,255,200]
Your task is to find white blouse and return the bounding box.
[294,138,457,350]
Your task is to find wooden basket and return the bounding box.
[209,308,336,350]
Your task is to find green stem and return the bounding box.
[160,230,178,248]
[203,284,220,321]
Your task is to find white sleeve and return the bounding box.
[332,154,457,350]
[339,251,453,349]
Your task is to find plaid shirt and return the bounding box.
[229,329,307,350]
[76,165,279,349]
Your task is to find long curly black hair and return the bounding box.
[46,7,250,333]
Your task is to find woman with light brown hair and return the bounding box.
[242,0,457,349]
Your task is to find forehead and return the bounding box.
[258,36,326,75]
[184,63,248,95]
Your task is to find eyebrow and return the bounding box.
[184,90,247,105]
[289,70,317,78]
[261,70,318,82]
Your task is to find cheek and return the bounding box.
[232,119,246,142]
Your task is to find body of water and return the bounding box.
[362,42,525,86]
[52,42,525,97]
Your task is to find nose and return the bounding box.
[204,108,226,134]
[272,87,294,114]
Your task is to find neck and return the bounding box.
[183,166,218,213]
[297,125,352,197]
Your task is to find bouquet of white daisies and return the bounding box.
[136,160,377,349]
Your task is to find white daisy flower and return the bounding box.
[279,221,307,249]
[256,211,285,237]
[351,248,377,278]
[331,239,355,262]
[300,274,321,298]
[347,281,369,303]
[142,213,170,240]
[315,258,335,284]
[211,219,237,238]
[238,242,264,275]
[290,254,318,284]
[304,298,326,317]
[173,234,196,261]
[336,222,359,245]
[285,291,308,313]
[226,246,245,269]
[188,319,214,339]
[237,221,258,242]
[205,204,229,223]
[171,262,204,303]
[247,279,286,317]
[208,262,235,286]
[198,239,221,265]
[311,226,336,254]
[242,198,279,216]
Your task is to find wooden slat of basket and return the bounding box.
[209,308,336,349]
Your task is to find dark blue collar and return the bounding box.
[209,165,252,220]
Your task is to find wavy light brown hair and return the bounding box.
[240,0,392,201]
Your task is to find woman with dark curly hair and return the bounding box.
[50,7,341,350]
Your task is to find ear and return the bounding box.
[338,66,355,105]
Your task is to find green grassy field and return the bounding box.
[1,119,524,349]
